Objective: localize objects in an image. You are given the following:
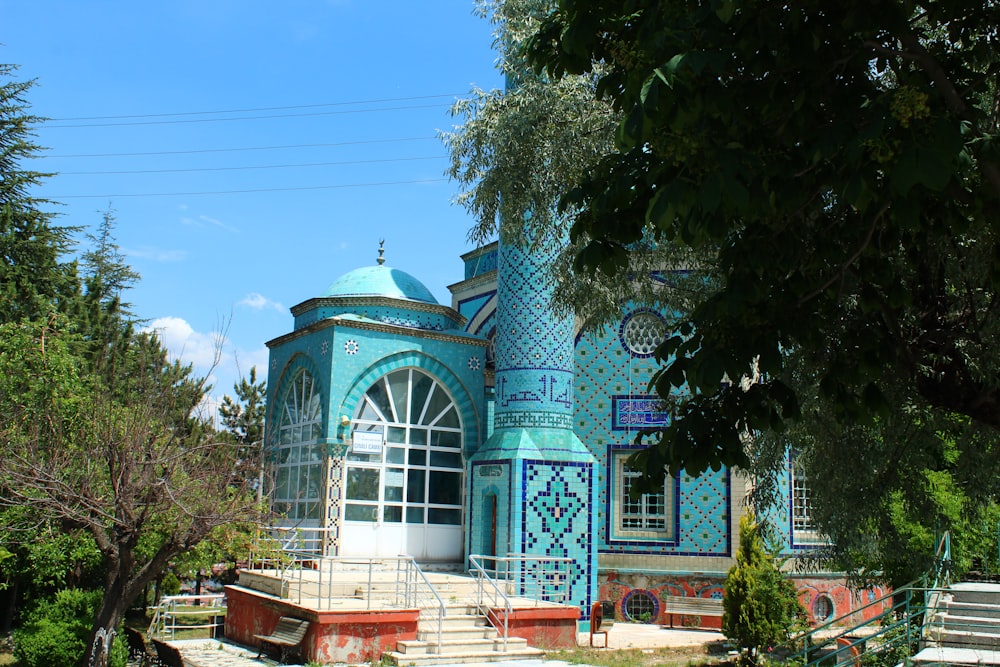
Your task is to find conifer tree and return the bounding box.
[723,513,806,665]
[0,64,78,323]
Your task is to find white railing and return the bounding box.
[244,545,448,650]
[469,556,514,650]
[469,553,574,650]
[148,594,226,640]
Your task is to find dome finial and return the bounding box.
[377,239,385,266]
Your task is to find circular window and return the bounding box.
[619,311,667,357]
[813,594,835,623]
[622,589,659,623]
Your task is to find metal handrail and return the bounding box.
[244,548,449,650]
[469,555,514,651]
[148,594,226,640]
[396,555,447,650]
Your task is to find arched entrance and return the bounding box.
[341,367,464,561]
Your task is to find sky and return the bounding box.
[2,1,504,420]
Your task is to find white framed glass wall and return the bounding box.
[342,367,464,560]
[272,369,325,524]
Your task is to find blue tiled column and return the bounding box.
[468,235,598,624]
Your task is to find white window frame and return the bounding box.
[611,450,675,541]
[272,369,324,522]
[345,368,464,526]
[791,458,822,545]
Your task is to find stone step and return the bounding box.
[947,583,1000,607]
[941,630,1000,651]
[394,636,529,656]
[943,601,1000,621]
[938,613,1000,631]
[913,645,1000,665]
[418,613,493,631]
[416,626,498,642]
[385,646,545,667]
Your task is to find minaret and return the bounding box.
[468,231,598,623]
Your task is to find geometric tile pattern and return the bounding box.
[493,411,573,430]
[521,460,594,614]
[494,242,574,421]
[575,314,732,557]
[324,457,345,555]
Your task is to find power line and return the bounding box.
[50,93,464,121]
[46,136,437,159]
[45,103,451,129]
[51,177,451,198]
[60,155,445,175]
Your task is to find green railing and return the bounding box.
[771,532,952,667]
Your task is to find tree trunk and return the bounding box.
[81,575,128,667]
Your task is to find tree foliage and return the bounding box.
[444,0,715,333]
[0,63,261,667]
[0,64,78,323]
[723,513,806,665]
[522,0,1000,481]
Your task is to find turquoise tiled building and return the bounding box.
[265,239,875,628]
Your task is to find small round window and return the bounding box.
[622,589,659,623]
[619,311,667,357]
[813,593,835,623]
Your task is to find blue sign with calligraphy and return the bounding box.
[611,395,671,430]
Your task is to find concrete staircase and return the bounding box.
[914,582,1000,666]
[384,604,545,666]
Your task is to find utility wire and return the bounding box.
[51,93,464,121]
[46,136,436,158]
[46,103,450,128]
[60,155,445,175]
[51,178,450,198]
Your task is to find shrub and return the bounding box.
[723,513,807,666]
[13,588,127,667]
[161,572,182,596]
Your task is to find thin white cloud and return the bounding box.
[240,292,285,312]
[124,246,186,262]
[180,214,238,233]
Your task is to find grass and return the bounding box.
[544,641,734,667]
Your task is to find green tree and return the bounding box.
[219,366,267,499]
[723,513,805,665]
[0,317,260,667]
[0,64,79,323]
[521,0,1000,480]
[445,1,713,333]
[451,0,1000,585]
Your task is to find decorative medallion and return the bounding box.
[468,356,481,371]
[344,339,359,355]
[619,311,668,357]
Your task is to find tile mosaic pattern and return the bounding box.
[575,316,732,557]
[520,460,594,612]
[324,458,345,555]
[494,242,574,426]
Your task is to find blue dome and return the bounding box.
[323,265,439,304]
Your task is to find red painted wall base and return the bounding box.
[224,586,419,664]
[489,605,581,649]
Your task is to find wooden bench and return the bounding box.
[150,638,185,667]
[255,616,310,664]
[661,595,724,629]
[123,626,154,666]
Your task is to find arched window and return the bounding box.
[346,368,463,526]
[272,369,324,522]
